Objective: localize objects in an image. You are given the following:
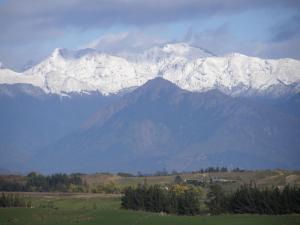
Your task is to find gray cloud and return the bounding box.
[0,0,299,70]
[80,29,167,53]
[186,23,243,55]
[186,22,300,60]
[0,0,299,44]
[257,33,300,60]
[269,15,300,42]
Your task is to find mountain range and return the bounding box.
[1,42,300,97]
[0,42,300,173]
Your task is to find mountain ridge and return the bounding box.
[0,42,299,97]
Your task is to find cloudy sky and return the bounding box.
[0,0,300,70]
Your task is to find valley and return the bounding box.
[1,170,300,225]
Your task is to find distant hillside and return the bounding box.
[81,170,300,192]
[0,84,119,171]
[32,78,300,173]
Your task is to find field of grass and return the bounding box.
[82,169,300,193]
[0,192,300,225]
[2,169,300,192]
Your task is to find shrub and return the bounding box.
[121,184,202,215]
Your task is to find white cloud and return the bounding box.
[185,23,300,60]
[0,0,299,69]
[80,30,167,54]
[253,36,300,60]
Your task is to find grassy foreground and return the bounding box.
[0,193,300,225]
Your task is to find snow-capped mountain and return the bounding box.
[116,42,215,63]
[0,42,300,96]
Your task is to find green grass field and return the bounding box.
[0,193,299,225]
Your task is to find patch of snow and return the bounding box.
[0,43,300,97]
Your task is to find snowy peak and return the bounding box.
[118,42,214,63]
[161,42,214,58]
[50,48,98,60]
[163,42,193,53]
[1,42,300,97]
[147,42,213,60]
[51,48,65,58]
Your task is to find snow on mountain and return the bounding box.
[0,63,43,87]
[22,48,154,94]
[0,43,300,96]
[117,42,214,63]
[161,53,300,96]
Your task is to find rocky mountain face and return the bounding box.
[0,84,119,171]
[31,78,300,173]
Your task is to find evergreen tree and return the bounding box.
[174,175,184,184]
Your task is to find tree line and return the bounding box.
[122,183,300,216]
[0,172,85,192]
[135,167,241,177]
[0,193,32,208]
[206,184,300,215]
[121,184,203,215]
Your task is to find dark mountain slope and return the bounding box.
[33,78,300,173]
[0,84,119,171]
